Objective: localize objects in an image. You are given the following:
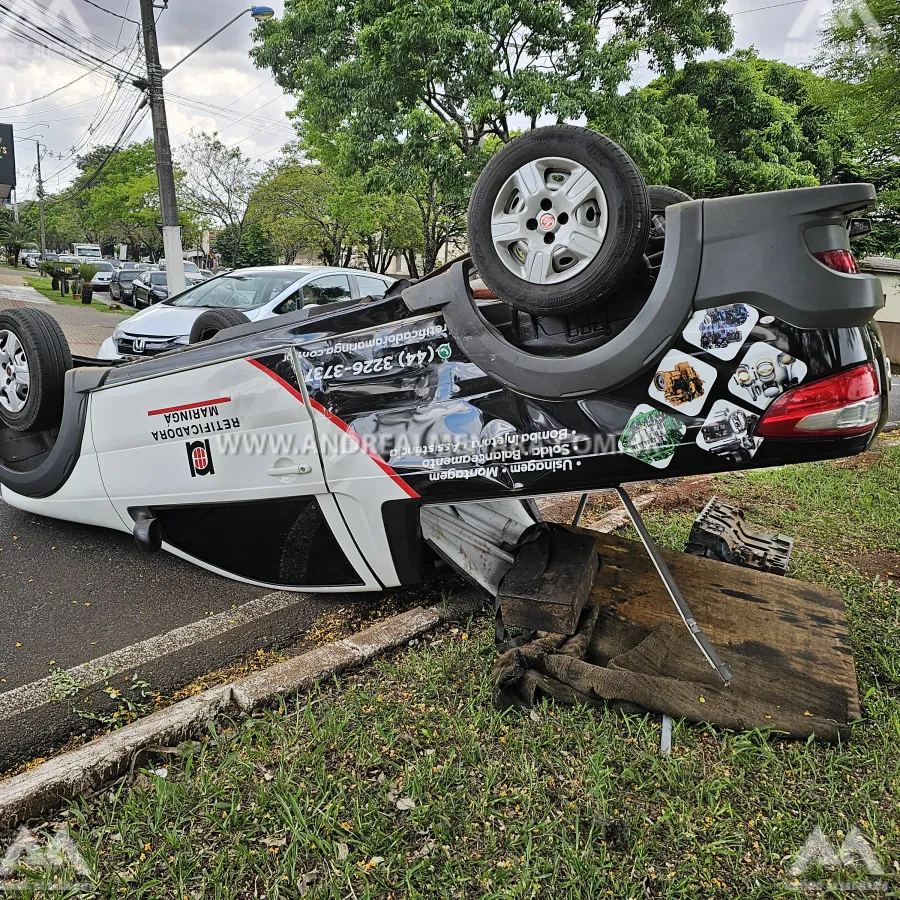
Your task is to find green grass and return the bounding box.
[10,449,900,898]
[23,274,134,316]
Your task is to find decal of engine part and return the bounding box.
[728,341,808,409]
[619,404,687,469]
[696,399,762,463]
[682,303,759,361]
[648,350,718,416]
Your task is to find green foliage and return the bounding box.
[215,221,277,269]
[816,0,900,152]
[77,262,100,283]
[0,215,35,266]
[252,0,732,154]
[178,132,260,265]
[252,0,733,272]
[596,52,855,197]
[251,148,423,271]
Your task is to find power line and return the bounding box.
[18,0,124,56]
[80,0,139,23]
[0,44,132,112]
[45,98,148,204]
[0,10,134,80]
[168,92,295,136]
[732,0,807,15]
[171,75,274,139]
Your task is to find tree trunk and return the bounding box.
[404,249,420,280]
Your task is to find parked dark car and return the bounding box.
[109,269,144,306]
[132,271,203,309]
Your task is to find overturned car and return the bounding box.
[0,126,889,595]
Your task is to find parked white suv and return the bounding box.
[98,266,395,360]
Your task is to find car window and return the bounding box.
[303,274,352,306]
[95,262,114,272]
[150,273,167,286]
[356,274,390,299]
[118,271,140,283]
[274,289,302,315]
[167,273,299,310]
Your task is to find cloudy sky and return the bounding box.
[2,0,825,202]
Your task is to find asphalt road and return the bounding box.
[0,502,275,691]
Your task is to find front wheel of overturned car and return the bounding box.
[647,185,694,256]
[468,125,651,316]
[0,308,72,433]
[189,308,250,344]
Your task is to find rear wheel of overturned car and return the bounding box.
[468,125,651,316]
[189,308,250,344]
[0,308,72,432]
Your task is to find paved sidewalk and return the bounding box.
[0,289,127,357]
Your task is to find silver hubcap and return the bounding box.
[490,156,609,285]
[0,330,30,415]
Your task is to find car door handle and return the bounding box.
[266,464,313,477]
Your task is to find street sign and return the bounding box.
[0,125,17,202]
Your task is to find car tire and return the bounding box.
[0,309,72,433]
[468,125,650,316]
[189,309,250,344]
[647,185,694,256]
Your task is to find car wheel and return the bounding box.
[468,125,650,316]
[0,309,72,432]
[647,185,694,256]
[189,308,250,344]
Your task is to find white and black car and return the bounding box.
[99,266,395,360]
[0,127,889,601]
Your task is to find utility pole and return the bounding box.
[138,0,186,296]
[35,142,46,258]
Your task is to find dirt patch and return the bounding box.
[831,451,882,471]
[847,549,900,581]
[538,475,722,529]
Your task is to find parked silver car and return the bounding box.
[99,266,395,360]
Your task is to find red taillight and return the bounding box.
[813,249,859,274]
[755,363,881,438]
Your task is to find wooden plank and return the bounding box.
[584,531,860,722]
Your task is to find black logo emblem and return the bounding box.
[187,440,215,477]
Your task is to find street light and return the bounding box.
[163,7,276,77]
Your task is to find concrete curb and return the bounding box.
[0,597,481,830]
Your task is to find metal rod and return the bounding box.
[572,493,590,527]
[660,714,673,755]
[615,486,732,685]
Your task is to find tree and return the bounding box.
[178,133,260,268]
[252,0,732,156]
[816,0,900,153]
[251,0,733,272]
[252,150,377,267]
[77,141,164,256]
[215,220,277,268]
[594,53,856,197]
[0,217,35,266]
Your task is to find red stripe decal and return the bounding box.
[247,358,420,499]
[148,397,231,416]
